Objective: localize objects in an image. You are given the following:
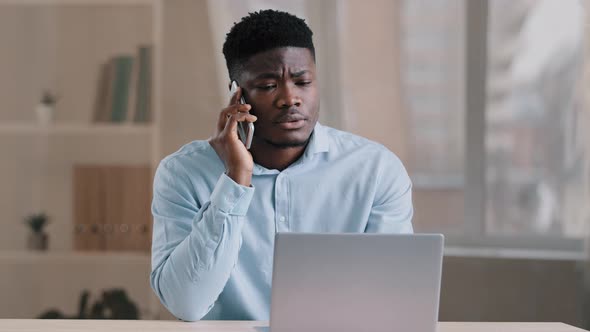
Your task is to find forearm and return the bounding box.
[151,205,244,321]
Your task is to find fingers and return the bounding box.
[224,112,257,135]
[228,86,242,106]
[217,104,252,132]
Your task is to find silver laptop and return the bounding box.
[269,233,444,332]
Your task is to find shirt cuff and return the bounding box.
[210,173,255,216]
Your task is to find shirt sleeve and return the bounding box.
[149,159,254,321]
[365,152,414,234]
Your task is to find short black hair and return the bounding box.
[222,9,315,81]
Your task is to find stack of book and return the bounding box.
[93,45,152,124]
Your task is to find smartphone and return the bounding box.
[230,81,254,149]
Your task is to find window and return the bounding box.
[400,0,466,235]
[401,0,588,252]
[486,0,588,239]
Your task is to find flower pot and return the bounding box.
[27,232,48,251]
[35,104,54,125]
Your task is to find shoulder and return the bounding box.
[157,140,223,176]
[321,125,405,171]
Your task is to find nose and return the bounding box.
[276,83,302,109]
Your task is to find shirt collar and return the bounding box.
[252,122,330,175]
[305,122,330,156]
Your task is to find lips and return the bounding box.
[273,114,307,130]
[275,119,306,130]
[274,114,305,123]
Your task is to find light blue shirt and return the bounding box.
[150,123,413,321]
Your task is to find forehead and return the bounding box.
[242,47,315,76]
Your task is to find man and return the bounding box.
[150,9,413,321]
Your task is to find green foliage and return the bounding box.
[40,91,59,106]
[24,213,49,233]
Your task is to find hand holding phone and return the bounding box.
[230,81,254,149]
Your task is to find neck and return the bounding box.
[250,137,308,171]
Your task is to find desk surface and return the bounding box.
[0,320,586,332]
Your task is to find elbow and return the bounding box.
[150,266,170,312]
[178,309,210,322]
[162,296,212,322]
[149,265,211,322]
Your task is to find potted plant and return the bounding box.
[35,90,59,125]
[24,213,50,251]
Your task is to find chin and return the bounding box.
[263,132,311,149]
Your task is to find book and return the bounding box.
[125,55,139,124]
[110,56,134,122]
[73,166,106,251]
[133,45,152,123]
[104,165,152,251]
[92,61,115,123]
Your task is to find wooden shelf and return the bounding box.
[0,123,154,136]
[0,250,150,263]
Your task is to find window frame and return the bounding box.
[447,0,588,257]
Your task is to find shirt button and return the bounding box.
[279,216,286,223]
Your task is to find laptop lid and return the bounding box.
[269,233,444,332]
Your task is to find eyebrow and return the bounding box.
[253,70,310,80]
[291,70,309,78]
[254,72,281,80]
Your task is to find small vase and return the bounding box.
[35,104,54,126]
[27,232,48,251]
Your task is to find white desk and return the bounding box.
[0,320,586,332]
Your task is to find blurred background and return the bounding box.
[0,0,589,327]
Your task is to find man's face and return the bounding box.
[238,47,319,148]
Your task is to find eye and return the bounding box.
[257,84,276,91]
[296,81,312,86]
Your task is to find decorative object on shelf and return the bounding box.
[38,288,139,320]
[35,90,59,125]
[23,212,50,251]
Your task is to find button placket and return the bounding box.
[275,173,289,231]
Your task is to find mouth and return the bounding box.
[273,115,307,130]
[275,119,306,130]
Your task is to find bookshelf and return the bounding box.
[0,0,156,251]
[0,0,162,320]
[0,0,222,319]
